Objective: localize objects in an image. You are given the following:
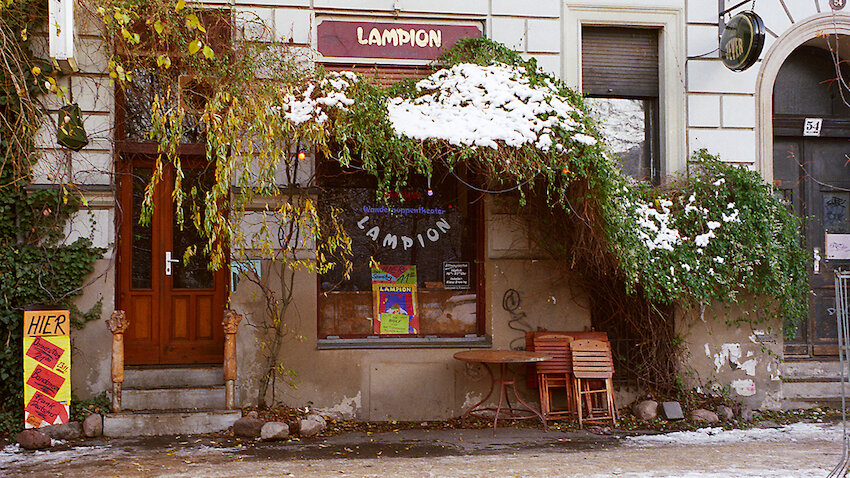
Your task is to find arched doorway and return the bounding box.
[773,44,850,357]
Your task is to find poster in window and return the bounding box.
[371,264,417,284]
[373,283,419,334]
[371,265,419,334]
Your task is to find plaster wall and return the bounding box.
[685,0,838,170]
[676,300,784,410]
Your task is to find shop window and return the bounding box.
[582,26,661,185]
[316,160,485,345]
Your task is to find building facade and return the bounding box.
[35,0,850,419]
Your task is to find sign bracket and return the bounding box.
[718,0,751,47]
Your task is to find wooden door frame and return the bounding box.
[116,152,227,365]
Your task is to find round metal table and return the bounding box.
[453,350,552,432]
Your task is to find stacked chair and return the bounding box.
[532,335,574,422]
[571,338,617,428]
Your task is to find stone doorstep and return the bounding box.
[780,360,849,381]
[782,380,850,399]
[124,366,225,389]
[781,398,846,410]
[121,386,227,411]
[103,410,241,437]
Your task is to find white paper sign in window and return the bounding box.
[826,233,850,259]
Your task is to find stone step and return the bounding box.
[122,386,226,411]
[782,379,850,400]
[103,409,240,437]
[781,360,849,381]
[782,397,846,410]
[125,366,224,389]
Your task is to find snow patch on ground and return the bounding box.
[0,444,112,468]
[585,469,828,478]
[626,422,842,447]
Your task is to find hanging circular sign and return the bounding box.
[720,11,765,72]
[830,0,846,11]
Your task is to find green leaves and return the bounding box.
[188,39,202,55]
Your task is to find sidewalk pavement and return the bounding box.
[0,422,845,477]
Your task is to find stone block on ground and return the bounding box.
[260,421,289,441]
[633,400,658,421]
[661,401,684,420]
[83,414,103,437]
[690,408,720,424]
[716,405,734,421]
[298,418,323,437]
[740,406,754,420]
[232,417,265,438]
[246,411,258,419]
[17,430,52,450]
[40,422,83,440]
[305,413,326,429]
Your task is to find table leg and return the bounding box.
[508,364,548,432]
[492,363,508,432]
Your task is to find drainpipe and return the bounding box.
[105,310,129,413]
[223,310,242,410]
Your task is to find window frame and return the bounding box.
[314,159,489,349]
[563,2,686,179]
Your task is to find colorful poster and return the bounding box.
[371,264,417,284]
[23,310,71,429]
[371,265,419,334]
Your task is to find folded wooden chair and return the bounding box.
[571,339,616,428]
[533,335,574,422]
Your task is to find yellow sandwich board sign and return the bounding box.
[23,310,71,428]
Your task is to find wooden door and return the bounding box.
[118,157,226,365]
[776,138,850,356]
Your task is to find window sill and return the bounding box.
[316,335,492,350]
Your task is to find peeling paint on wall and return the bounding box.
[318,391,362,420]
[767,361,781,381]
[714,343,742,373]
[704,343,711,357]
[462,392,483,410]
[731,378,756,396]
[739,358,757,377]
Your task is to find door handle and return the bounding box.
[165,251,180,276]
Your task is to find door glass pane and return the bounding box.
[824,191,850,234]
[131,168,153,289]
[173,167,215,289]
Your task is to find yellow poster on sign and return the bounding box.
[22,310,71,429]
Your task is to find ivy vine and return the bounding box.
[0,0,105,434]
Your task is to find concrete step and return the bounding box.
[782,397,846,410]
[781,360,848,381]
[782,379,850,400]
[103,409,240,437]
[125,366,224,389]
[122,386,226,411]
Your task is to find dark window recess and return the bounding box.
[117,11,230,146]
[582,26,661,185]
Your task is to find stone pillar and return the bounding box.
[105,310,129,413]
[223,309,242,410]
